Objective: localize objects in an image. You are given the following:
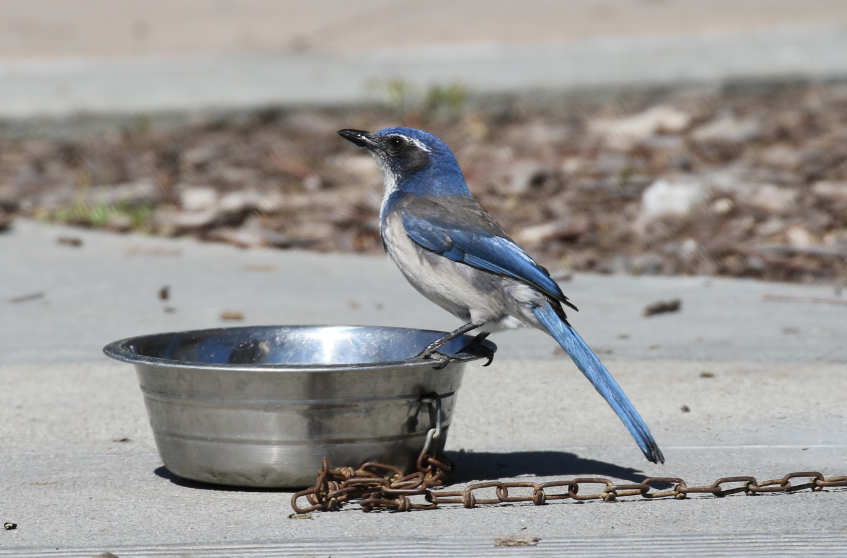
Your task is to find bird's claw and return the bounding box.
[458,334,495,367]
[414,350,452,370]
[479,345,495,367]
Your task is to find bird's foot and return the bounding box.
[458,333,494,367]
[413,350,452,370]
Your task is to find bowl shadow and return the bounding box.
[154,449,666,492]
[445,450,662,485]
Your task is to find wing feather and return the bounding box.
[399,195,572,306]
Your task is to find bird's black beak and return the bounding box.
[338,129,379,149]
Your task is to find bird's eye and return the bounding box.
[388,136,405,151]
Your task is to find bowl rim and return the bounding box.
[102,324,497,373]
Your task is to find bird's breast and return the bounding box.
[381,211,525,327]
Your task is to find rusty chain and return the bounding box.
[291,393,847,513]
[292,452,847,513]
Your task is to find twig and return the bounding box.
[10,292,45,304]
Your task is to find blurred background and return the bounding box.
[1,0,847,284]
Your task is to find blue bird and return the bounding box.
[338,127,664,464]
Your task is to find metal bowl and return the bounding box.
[103,325,495,488]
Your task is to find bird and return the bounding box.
[338,126,664,464]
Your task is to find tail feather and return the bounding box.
[533,303,665,464]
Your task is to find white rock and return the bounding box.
[745,184,799,214]
[811,181,847,202]
[560,157,585,175]
[302,173,322,192]
[823,230,847,247]
[691,115,764,144]
[590,106,691,149]
[257,192,285,213]
[179,186,218,212]
[756,218,786,237]
[640,179,707,219]
[680,238,698,260]
[513,218,589,246]
[785,225,816,248]
[710,197,734,214]
[219,191,260,213]
[759,144,801,170]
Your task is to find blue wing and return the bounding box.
[398,195,569,304]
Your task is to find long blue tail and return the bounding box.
[533,303,664,464]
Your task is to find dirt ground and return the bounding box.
[1,79,846,284]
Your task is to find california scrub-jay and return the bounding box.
[339,127,664,464]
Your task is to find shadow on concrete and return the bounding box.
[445,450,653,484]
[153,466,292,492]
[154,450,664,492]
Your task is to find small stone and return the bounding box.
[218,191,259,213]
[106,212,134,232]
[711,197,734,215]
[823,230,847,247]
[811,181,847,203]
[181,145,219,168]
[57,236,83,247]
[680,405,691,413]
[302,173,322,192]
[257,192,285,213]
[700,371,715,378]
[785,225,816,248]
[494,536,540,547]
[745,184,799,214]
[641,179,707,219]
[590,106,691,149]
[560,156,585,175]
[167,210,219,231]
[513,218,589,246]
[756,218,786,238]
[691,115,765,144]
[643,299,682,317]
[757,144,801,170]
[179,186,218,212]
[679,238,698,260]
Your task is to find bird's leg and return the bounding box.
[458,332,494,367]
[415,322,482,368]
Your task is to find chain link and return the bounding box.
[291,455,847,513]
[290,393,846,513]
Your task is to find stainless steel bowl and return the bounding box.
[103,325,495,488]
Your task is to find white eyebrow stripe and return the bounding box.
[404,137,431,152]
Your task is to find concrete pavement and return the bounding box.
[2,1,847,117]
[3,220,846,366]
[1,220,846,556]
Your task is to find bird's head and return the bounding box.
[338,127,469,197]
